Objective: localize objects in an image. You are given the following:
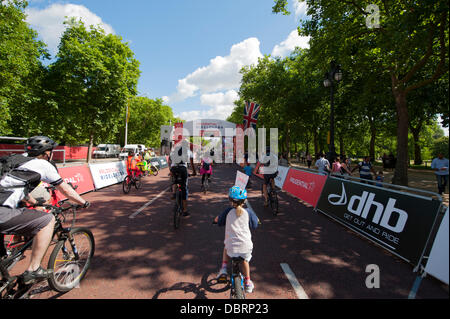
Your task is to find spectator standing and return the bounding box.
[332,157,352,176]
[431,153,449,195]
[315,153,330,175]
[279,153,289,167]
[352,156,376,182]
[306,153,312,169]
[375,171,384,187]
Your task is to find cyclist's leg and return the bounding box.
[0,207,55,273]
[263,175,270,205]
[181,167,189,214]
[217,247,229,278]
[201,173,206,185]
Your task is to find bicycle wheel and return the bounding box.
[270,190,279,216]
[135,176,142,190]
[122,176,131,194]
[173,190,182,229]
[232,275,245,299]
[151,165,159,176]
[47,227,95,293]
[203,178,208,194]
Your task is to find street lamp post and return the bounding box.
[323,60,342,164]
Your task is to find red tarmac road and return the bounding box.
[13,164,448,299]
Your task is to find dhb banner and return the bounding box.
[315,177,441,266]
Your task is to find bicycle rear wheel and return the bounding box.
[270,190,279,216]
[151,165,159,176]
[231,275,245,299]
[122,176,131,194]
[203,178,208,194]
[173,190,182,229]
[47,227,95,293]
[135,176,142,189]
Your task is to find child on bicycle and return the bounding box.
[199,151,213,188]
[214,186,259,293]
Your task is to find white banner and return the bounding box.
[274,165,290,189]
[235,170,249,190]
[425,207,449,285]
[89,161,127,189]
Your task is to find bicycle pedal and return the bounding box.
[217,275,228,283]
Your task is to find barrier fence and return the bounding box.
[249,162,449,292]
[2,149,447,295]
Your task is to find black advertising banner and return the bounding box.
[316,177,441,266]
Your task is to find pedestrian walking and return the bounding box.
[315,153,330,175]
[351,156,376,183]
[306,153,312,169]
[431,153,449,195]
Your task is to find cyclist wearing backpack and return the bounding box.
[168,139,196,216]
[0,136,90,285]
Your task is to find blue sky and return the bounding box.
[24,0,449,136]
[25,0,310,121]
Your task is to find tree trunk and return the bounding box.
[369,126,376,162]
[285,123,290,160]
[339,135,344,157]
[87,132,94,163]
[410,124,423,165]
[313,130,318,157]
[392,89,409,186]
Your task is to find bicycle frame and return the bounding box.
[229,257,246,299]
[0,204,79,298]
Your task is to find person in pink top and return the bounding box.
[199,150,213,189]
[332,157,352,176]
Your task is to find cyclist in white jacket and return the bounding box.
[214,186,259,293]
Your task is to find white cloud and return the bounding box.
[293,0,308,17]
[166,37,262,103]
[271,29,310,57]
[25,3,114,55]
[177,90,239,120]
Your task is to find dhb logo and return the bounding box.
[328,183,408,233]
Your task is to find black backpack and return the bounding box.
[202,161,210,171]
[0,154,41,206]
[0,153,34,176]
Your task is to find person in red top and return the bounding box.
[126,151,141,178]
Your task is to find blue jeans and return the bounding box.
[436,175,448,194]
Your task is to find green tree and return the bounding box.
[123,96,176,148]
[48,18,140,161]
[273,0,449,186]
[0,0,48,135]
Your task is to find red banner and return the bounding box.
[282,168,327,207]
[0,144,95,160]
[51,165,95,200]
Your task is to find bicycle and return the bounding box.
[0,203,95,299]
[122,171,142,194]
[261,177,279,216]
[212,220,246,299]
[137,161,159,177]
[172,173,188,230]
[201,175,210,194]
[2,182,78,254]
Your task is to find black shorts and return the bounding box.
[170,166,189,200]
[0,207,54,237]
[263,172,278,185]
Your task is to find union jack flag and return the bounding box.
[243,101,261,130]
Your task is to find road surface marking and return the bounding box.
[129,186,170,219]
[280,263,309,299]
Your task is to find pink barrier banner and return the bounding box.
[0,144,95,160]
[282,168,327,207]
[51,165,96,200]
